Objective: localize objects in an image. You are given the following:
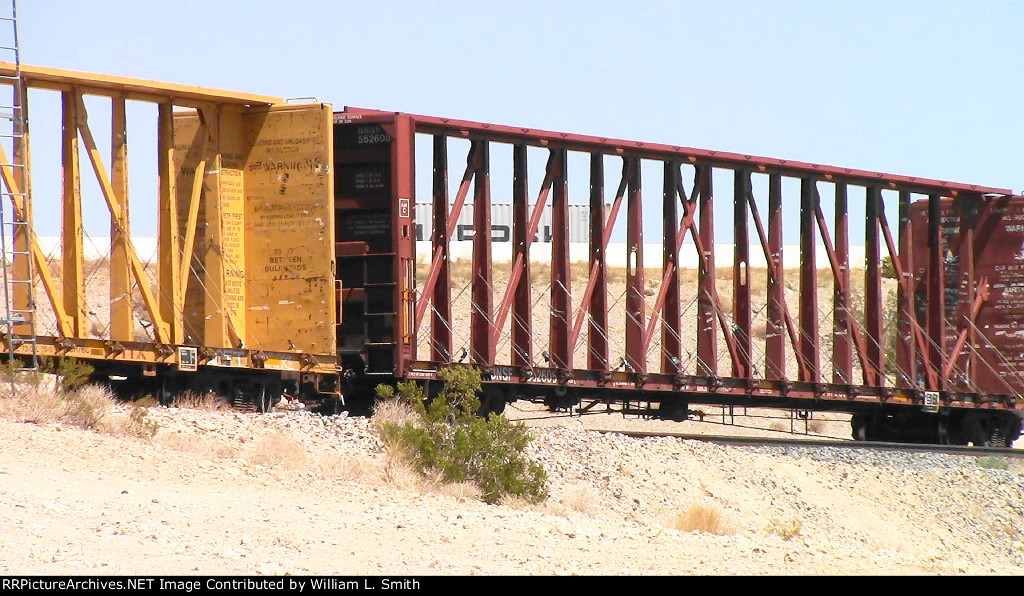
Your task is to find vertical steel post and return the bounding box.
[662,161,681,374]
[60,91,84,338]
[625,156,645,374]
[431,134,452,363]
[110,94,132,341]
[201,105,227,347]
[896,189,916,387]
[864,186,884,385]
[956,194,978,390]
[765,172,785,379]
[157,103,181,343]
[927,193,945,390]
[549,148,571,370]
[511,143,532,369]
[470,140,494,366]
[391,115,416,370]
[588,153,608,372]
[733,169,751,378]
[697,165,717,377]
[799,178,819,383]
[833,182,852,383]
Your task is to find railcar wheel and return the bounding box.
[851,415,869,442]
[936,417,951,446]
[486,394,506,416]
[660,400,689,422]
[477,387,506,417]
[963,413,990,447]
[156,376,179,407]
[543,389,579,412]
[947,414,968,446]
[255,383,274,413]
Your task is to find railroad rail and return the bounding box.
[594,428,1024,458]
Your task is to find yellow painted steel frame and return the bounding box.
[0,63,338,375]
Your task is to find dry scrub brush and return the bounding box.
[0,377,161,441]
[171,390,230,411]
[0,358,164,441]
[245,431,310,470]
[675,503,732,535]
[241,431,378,482]
[767,516,803,541]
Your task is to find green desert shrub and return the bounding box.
[375,366,548,504]
[39,357,94,393]
[977,456,1010,471]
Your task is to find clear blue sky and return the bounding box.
[17,0,1024,239]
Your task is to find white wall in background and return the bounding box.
[25,237,870,271]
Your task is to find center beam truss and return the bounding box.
[343,107,1021,413]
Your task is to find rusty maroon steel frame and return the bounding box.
[336,107,1022,415]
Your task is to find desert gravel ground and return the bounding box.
[1,395,1023,576]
